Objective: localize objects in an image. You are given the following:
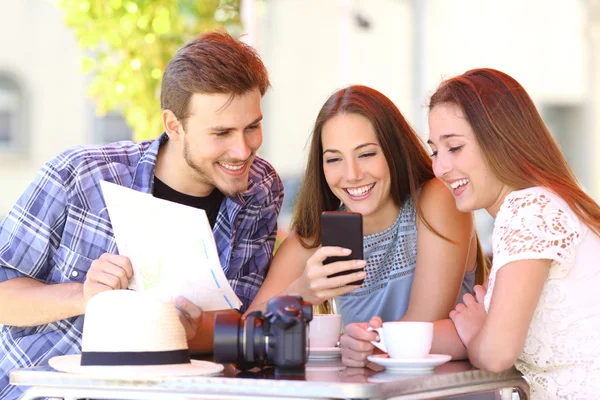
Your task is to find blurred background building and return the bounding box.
[1,0,599,254]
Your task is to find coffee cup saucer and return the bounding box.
[307,346,341,360]
[367,353,451,372]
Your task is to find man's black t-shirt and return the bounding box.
[152,176,225,228]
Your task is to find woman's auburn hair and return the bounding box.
[428,68,600,238]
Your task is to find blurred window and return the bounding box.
[278,175,303,233]
[0,74,25,153]
[92,108,133,144]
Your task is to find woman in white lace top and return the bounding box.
[427,68,600,399]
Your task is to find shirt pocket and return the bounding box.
[51,245,94,283]
[61,203,116,258]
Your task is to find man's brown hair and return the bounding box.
[161,31,270,122]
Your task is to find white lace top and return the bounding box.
[484,187,600,399]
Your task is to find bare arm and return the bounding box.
[0,253,133,327]
[430,275,492,360]
[430,319,468,360]
[404,178,476,321]
[466,259,549,372]
[402,179,475,359]
[0,277,85,326]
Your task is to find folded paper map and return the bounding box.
[100,180,242,311]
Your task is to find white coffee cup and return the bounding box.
[369,321,433,359]
[308,314,342,348]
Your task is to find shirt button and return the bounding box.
[72,271,79,278]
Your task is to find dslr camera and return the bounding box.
[213,295,313,372]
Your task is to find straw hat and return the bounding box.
[49,290,223,378]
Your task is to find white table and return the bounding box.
[11,360,529,400]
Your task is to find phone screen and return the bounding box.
[321,211,364,286]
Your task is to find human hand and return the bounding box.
[174,296,202,341]
[83,253,133,309]
[295,246,366,305]
[449,285,487,347]
[340,316,382,367]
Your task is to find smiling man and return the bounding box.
[0,31,283,399]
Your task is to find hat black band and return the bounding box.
[80,350,191,366]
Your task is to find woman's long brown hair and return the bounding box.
[429,68,600,238]
[292,86,434,247]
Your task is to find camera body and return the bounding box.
[214,295,313,371]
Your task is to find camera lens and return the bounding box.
[213,311,268,370]
[213,312,242,364]
[213,296,313,372]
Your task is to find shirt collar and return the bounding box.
[130,133,167,194]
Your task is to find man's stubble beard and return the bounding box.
[183,140,250,197]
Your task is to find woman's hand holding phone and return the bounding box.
[291,246,366,305]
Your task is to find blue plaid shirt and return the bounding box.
[0,133,283,398]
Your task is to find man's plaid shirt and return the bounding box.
[0,133,283,398]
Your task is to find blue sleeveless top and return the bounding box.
[334,196,476,328]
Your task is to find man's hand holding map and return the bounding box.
[99,180,242,311]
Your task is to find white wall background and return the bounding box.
[255,0,588,177]
[0,0,596,224]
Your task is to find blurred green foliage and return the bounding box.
[54,0,242,141]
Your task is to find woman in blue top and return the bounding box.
[248,85,485,330]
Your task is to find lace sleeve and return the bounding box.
[492,189,581,274]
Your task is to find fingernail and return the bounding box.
[342,248,352,254]
[357,271,366,278]
[356,260,366,267]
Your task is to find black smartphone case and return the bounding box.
[321,211,365,286]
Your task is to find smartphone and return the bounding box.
[321,211,365,286]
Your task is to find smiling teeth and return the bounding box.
[450,179,469,190]
[347,184,375,196]
[220,162,244,171]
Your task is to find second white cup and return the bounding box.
[308,314,342,348]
